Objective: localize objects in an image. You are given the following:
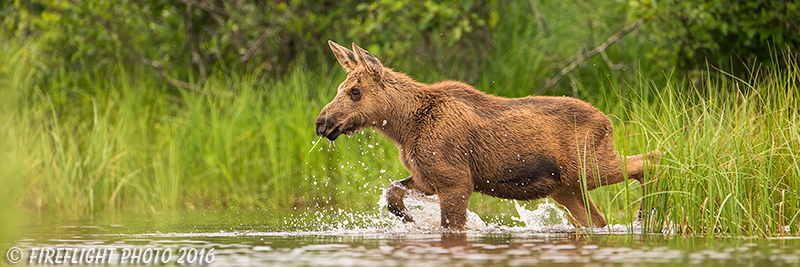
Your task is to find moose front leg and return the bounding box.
[438,185,472,230]
[385,176,414,223]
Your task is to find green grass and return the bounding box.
[0,38,31,242]
[628,60,800,236]
[0,60,403,215]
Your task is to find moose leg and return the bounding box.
[625,150,661,219]
[586,150,661,189]
[590,150,662,219]
[586,150,662,189]
[385,176,415,222]
[438,185,472,230]
[606,150,661,219]
[623,150,661,186]
[550,189,607,228]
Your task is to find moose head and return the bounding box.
[315,41,400,141]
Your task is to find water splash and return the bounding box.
[378,190,487,231]
[512,200,570,229]
[376,190,646,234]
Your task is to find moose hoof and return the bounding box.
[389,208,415,223]
[635,207,656,222]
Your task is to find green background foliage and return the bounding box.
[631,0,800,72]
[2,0,494,83]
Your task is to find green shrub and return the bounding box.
[1,0,493,81]
[631,0,800,73]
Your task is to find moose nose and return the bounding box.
[315,116,334,137]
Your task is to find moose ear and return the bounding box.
[352,43,384,76]
[328,40,358,72]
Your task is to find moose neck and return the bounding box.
[372,70,428,146]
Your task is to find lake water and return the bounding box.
[5,195,800,266]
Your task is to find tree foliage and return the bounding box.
[2,0,797,90]
[1,0,494,85]
[631,0,800,72]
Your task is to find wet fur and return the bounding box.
[317,41,661,230]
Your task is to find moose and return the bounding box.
[315,41,661,230]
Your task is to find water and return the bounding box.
[5,195,800,266]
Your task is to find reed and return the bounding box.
[624,54,800,236]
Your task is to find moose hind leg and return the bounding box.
[625,150,661,219]
[385,177,414,223]
[625,150,661,185]
[550,189,607,228]
[592,150,662,188]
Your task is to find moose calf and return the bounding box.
[315,41,660,230]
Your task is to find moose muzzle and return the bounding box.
[315,114,343,141]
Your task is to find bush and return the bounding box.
[631,0,800,73]
[1,0,494,83]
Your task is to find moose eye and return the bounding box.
[350,88,362,101]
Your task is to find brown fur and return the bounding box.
[316,41,661,230]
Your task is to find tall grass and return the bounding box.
[0,33,28,242]
[627,56,800,236]
[0,51,411,214]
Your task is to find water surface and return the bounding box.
[6,200,800,266]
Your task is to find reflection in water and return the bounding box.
[438,233,468,248]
